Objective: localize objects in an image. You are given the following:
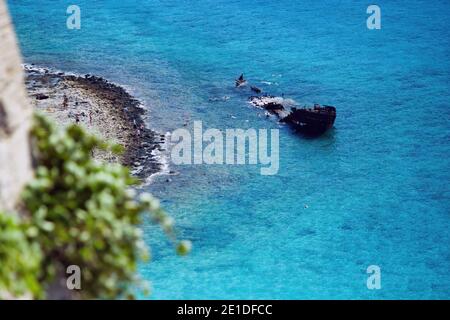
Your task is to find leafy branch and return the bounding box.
[0,113,190,299]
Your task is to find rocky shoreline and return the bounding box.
[24,65,164,179]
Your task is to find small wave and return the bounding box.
[282,98,297,106]
[22,63,77,77]
[144,131,172,185]
[209,96,230,102]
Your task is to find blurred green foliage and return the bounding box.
[0,213,42,298]
[0,113,191,299]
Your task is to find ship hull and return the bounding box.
[282,106,336,136]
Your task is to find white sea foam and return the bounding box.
[249,96,297,108]
[22,63,78,77]
[144,131,172,185]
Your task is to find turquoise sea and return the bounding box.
[7,0,450,299]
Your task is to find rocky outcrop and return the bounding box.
[25,67,163,179]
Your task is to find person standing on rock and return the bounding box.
[62,94,68,110]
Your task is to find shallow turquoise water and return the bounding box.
[8,0,450,299]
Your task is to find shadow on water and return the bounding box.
[292,126,337,141]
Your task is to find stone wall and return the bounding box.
[0,0,33,212]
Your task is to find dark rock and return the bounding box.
[35,93,49,100]
[251,86,262,94]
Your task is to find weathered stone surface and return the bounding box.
[0,0,33,212]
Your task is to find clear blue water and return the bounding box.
[7,0,450,299]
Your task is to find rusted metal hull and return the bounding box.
[248,96,336,136]
[281,106,336,136]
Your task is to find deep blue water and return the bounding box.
[7,0,450,299]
